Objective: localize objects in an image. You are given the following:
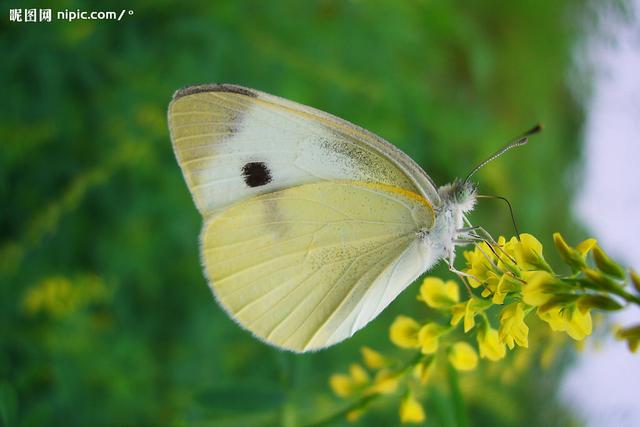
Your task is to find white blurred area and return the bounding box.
[562,0,640,426]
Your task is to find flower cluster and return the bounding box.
[23,274,110,318]
[328,233,640,424]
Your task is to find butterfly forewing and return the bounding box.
[168,84,440,218]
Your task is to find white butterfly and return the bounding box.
[167,84,536,352]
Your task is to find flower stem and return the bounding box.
[302,394,379,427]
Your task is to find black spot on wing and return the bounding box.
[242,162,272,187]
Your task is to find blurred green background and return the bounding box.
[1,0,621,426]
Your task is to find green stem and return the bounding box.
[447,361,468,427]
[612,287,640,306]
[303,394,379,427]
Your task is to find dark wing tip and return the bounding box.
[172,83,258,100]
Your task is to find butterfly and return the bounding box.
[167,83,538,352]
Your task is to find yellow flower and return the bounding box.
[477,325,506,361]
[390,316,421,349]
[448,342,478,371]
[494,235,519,272]
[367,370,399,395]
[522,271,560,307]
[399,393,426,424]
[463,241,497,287]
[418,323,446,354]
[492,273,521,305]
[23,276,76,317]
[506,233,551,271]
[538,305,593,340]
[329,363,370,398]
[499,303,529,349]
[451,298,488,332]
[419,277,459,308]
[480,271,500,298]
[361,347,387,369]
[565,307,593,340]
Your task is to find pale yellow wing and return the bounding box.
[201,180,435,352]
[168,84,440,218]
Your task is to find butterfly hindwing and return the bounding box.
[201,180,435,352]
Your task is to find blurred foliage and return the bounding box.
[0,0,625,426]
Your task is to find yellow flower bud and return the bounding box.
[390,316,421,349]
[329,374,353,398]
[419,277,459,308]
[346,408,365,423]
[477,325,506,361]
[448,342,478,371]
[349,363,369,385]
[583,268,626,295]
[631,270,640,295]
[577,294,622,312]
[553,233,595,271]
[361,347,387,370]
[592,245,626,279]
[615,324,640,353]
[499,303,529,349]
[399,392,426,424]
[418,323,446,354]
[576,238,598,256]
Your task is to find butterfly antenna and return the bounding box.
[463,124,543,184]
[476,194,521,240]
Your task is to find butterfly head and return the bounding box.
[438,178,477,213]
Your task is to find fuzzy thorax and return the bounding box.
[417,179,478,264]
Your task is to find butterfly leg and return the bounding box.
[465,226,520,267]
[446,247,483,297]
